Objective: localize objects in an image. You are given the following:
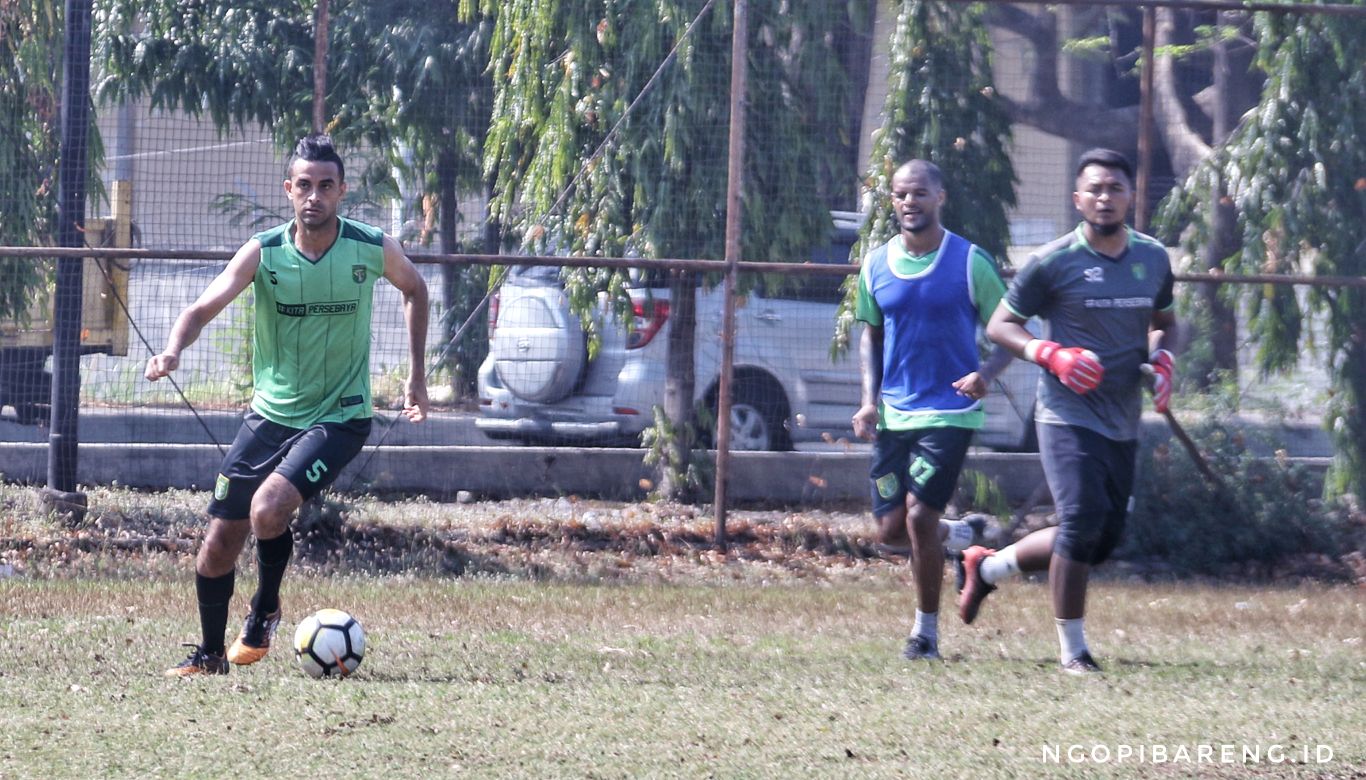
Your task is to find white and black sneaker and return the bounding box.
[901,634,941,661]
[1061,651,1103,675]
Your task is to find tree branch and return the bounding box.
[1154,8,1212,179]
[986,7,1137,150]
[996,94,1140,151]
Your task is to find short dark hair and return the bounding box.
[894,159,944,189]
[287,133,345,181]
[1075,148,1132,183]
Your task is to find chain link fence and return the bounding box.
[1,0,1359,509]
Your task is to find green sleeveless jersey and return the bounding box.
[249,217,386,427]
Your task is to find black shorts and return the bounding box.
[868,427,974,515]
[1038,422,1137,565]
[207,411,372,520]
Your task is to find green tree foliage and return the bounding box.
[93,0,492,394]
[837,0,1015,352]
[1159,10,1366,498]
[1,1,110,321]
[483,0,863,497]
[484,0,857,269]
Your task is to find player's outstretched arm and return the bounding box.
[145,240,261,382]
[382,236,429,423]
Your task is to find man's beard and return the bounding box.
[902,216,931,233]
[1090,220,1123,237]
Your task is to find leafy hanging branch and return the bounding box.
[836,0,1016,356]
[1158,9,1366,498]
[483,0,864,498]
[95,0,493,398]
[3,0,107,321]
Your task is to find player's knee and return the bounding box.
[252,474,303,520]
[1053,511,1106,564]
[1086,511,1128,565]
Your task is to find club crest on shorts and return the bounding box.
[214,473,230,501]
[352,264,367,284]
[875,472,899,499]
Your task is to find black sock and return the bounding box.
[250,531,294,615]
[197,570,235,655]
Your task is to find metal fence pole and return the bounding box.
[313,0,331,133]
[1135,4,1156,231]
[45,0,94,515]
[713,0,749,548]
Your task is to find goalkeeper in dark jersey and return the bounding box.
[146,134,430,676]
[960,149,1178,675]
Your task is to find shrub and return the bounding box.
[1125,418,1359,576]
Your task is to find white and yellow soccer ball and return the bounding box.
[293,609,365,678]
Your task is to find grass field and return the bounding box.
[0,487,1361,777]
[1,572,1361,778]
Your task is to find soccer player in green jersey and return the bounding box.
[147,134,430,676]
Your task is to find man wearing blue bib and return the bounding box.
[853,160,1011,661]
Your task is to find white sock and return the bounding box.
[1056,617,1088,663]
[979,545,1021,585]
[942,519,975,553]
[912,610,939,642]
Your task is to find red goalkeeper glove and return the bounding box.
[1026,339,1104,395]
[1147,349,1174,413]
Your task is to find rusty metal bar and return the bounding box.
[713,0,749,548]
[957,0,1366,17]
[5,247,1365,287]
[312,0,330,132]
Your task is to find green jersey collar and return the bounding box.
[1072,223,1133,260]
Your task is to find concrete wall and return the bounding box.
[0,441,1332,506]
[0,441,1050,505]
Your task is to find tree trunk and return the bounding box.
[482,180,500,255]
[1199,190,1240,386]
[1153,9,1210,179]
[436,148,464,401]
[1327,301,1366,499]
[984,5,1139,152]
[1201,12,1240,384]
[658,270,698,500]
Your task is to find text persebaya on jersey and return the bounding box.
[275,300,360,317]
[1083,297,1151,309]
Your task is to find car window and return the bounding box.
[756,273,849,304]
[756,219,858,304]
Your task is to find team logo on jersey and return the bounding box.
[1083,266,1105,283]
[352,265,367,284]
[1131,263,1147,280]
[214,473,230,501]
